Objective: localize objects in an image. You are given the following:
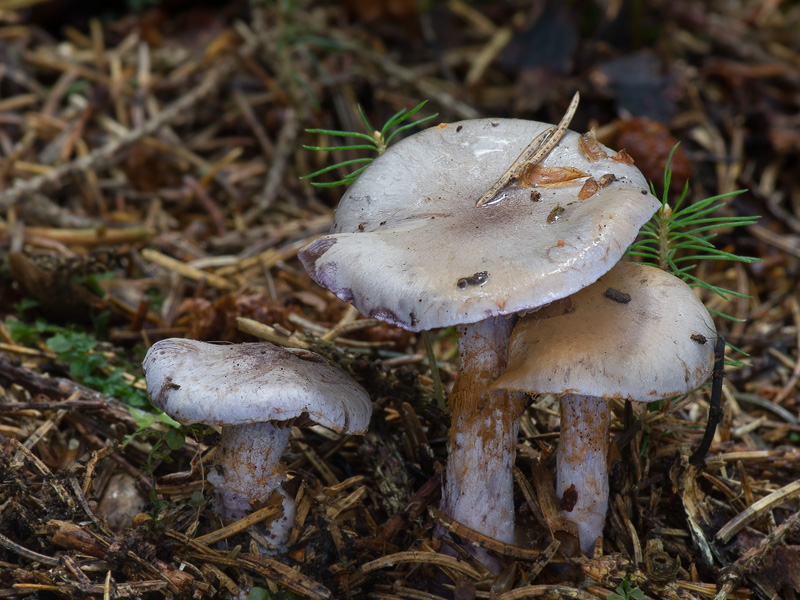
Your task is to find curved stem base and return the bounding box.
[557,394,610,554]
[207,421,295,550]
[441,317,526,557]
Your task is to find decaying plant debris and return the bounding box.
[1,1,799,598]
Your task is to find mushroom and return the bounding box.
[142,339,371,549]
[299,117,660,554]
[492,262,716,553]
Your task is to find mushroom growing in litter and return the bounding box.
[143,339,371,549]
[299,116,660,553]
[492,262,716,553]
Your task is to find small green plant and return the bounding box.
[246,587,300,600]
[301,101,438,187]
[626,145,759,320]
[125,407,185,523]
[302,101,444,402]
[608,578,647,600]
[45,330,151,408]
[5,314,150,408]
[126,0,161,14]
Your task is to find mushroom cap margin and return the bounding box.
[142,339,372,433]
[492,262,717,400]
[299,118,661,332]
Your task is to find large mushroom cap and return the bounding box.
[143,339,372,433]
[493,262,717,400]
[299,118,661,332]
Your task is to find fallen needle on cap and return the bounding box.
[476,91,580,208]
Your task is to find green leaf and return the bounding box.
[627,143,759,322]
[13,298,40,316]
[303,128,375,141]
[129,406,159,430]
[154,409,182,429]
[151,498,169,516]
[246,588,272,600]
[302,100,436,187]
[5,318,38,346]
[357,104,374,139]
[383,115,438,146]
[299,157,373,180]
[46,333,75,353]
[166,428,186,450]
[301,144,377,152]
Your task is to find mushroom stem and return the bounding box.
[442,317,527,552]
[208,421,294,526]
[557,394,610,553]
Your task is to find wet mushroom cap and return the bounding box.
[299,118,661,332]
[142,339,371,433]
[493,262,717,400]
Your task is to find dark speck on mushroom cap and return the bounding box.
[299,118,660,332]
[492,262,717,400]
[142,339,371,432]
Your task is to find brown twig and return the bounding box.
[0,47,251,210]
[716,479,800,543]
[713,510,800,600]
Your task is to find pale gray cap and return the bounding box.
[299,118,660,332]
[493,262,717,400]
[143,339,371,433]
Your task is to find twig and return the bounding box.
[0,531,60,566]
[429,506,558,562]
[360,550,483,580]
[769,297,800,405]
[494,585,598,600]
[716,479,800,543]
[0,399,106,411]
[690,336,726,467]
[232,87,275,158]
[464,27,514,86]
[475,91,580,207]
[193,504,282,545]
[0,48,249,210]
[329,31,479,120]
[141,249,236,291]
[244,107,298,222]
[0,352,139,432]
[0,223,153,246]
[321,305,360,341]
[237,316,309,348]
[713,509,800,600]
[68,476,111,537]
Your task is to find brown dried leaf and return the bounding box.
[520,164,589,187]
[611,149,635,164]
[579,129,608,161]
[177,294,297,341]
[8,251,104,319]
[598,173,616,188]
[578,177,600,200]
[615,118,692,189]
[756,546,800,592]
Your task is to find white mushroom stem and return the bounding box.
[441,317,527,554]
[207,421,296,545]
[557,394,611,554]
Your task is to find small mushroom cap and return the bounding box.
[299,118,660,332]
[143,339,371,433]
[492,262,717,400]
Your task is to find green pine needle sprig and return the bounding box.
[302,101,438,187]
[627,145,759,321]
